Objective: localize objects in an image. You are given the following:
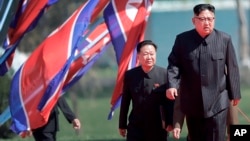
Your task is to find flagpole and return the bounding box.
[0,107,10,126]
[0,43,17,64]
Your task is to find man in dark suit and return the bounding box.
[32,96,81,141]
[166,4,241,141]
[119,40,174,141]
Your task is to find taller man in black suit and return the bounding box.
[119,40,174,141]
[166,4,241,141]
[32,96,81,141]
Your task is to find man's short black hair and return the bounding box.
[193,4,215,16]
[136,40,157,53]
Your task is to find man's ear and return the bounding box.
[192,17,195,25]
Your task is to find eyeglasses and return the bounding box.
[195,16,215,22]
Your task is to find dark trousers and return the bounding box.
[126,125,168,141]
[33,131,56,141]
[186,108,228,141]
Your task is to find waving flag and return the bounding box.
[104,0,154,119]
[0,0,110,129]
[9,0,102,135]
[0,0,58,75]
[0,22,111,129]
[62,0,110,91]
[0,0,19,46]
[63,22,111,92]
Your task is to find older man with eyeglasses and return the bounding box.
[166,3,241,141]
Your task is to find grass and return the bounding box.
[3,87,250,141]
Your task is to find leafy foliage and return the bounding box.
[0,75,15,139]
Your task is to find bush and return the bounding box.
[0,74,16,139]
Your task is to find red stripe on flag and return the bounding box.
[8,0,49,45]
[91,0,109,22]
[64,23,110,85]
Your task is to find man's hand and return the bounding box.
[166,88,178,100]
[166,125,173,132]
[119,128,127,137]
[172,127,181,139]
[20,130,32,138]
[72,118,81,130]
[232,99,240,106]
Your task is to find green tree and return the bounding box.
[0,74,15,139]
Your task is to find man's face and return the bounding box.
[137,44,156,69]
[192,9,215,38]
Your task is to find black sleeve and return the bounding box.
[57,96,76,123]
[164,98,174,127]
[156,83,174,128]
[119,71,131,129]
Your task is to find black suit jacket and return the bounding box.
[167,29,241,118]
[119,65,174,133]
[33,96,76,132]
